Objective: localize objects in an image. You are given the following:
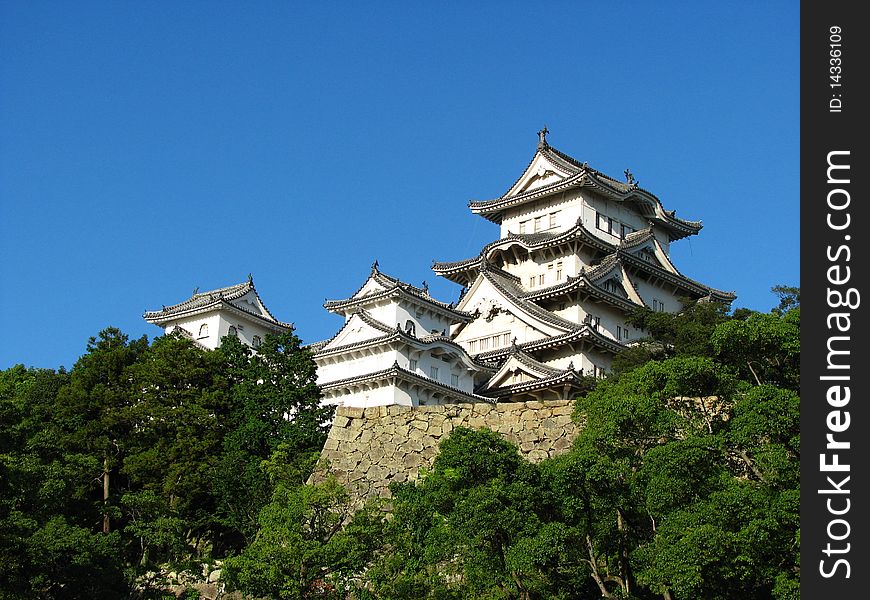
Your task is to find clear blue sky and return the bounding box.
[0,1,799,371]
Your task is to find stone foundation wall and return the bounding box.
[314,401,580,504]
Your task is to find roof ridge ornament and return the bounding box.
[247,272,253,284]
[624,169,638,187]
[371,259,379,273]
[537,125,549,149]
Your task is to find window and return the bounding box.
[652,298,665,312]
[491,335,500,347]
[519,221,527,234]
[533,216,542,232]
[480,337,490,350]
[556,261,563,280]
[617,326,623,341]
[469,340,478,353]
[621,223,635,238]
[503,332,511,345]
[538,274,545,286]
[529,276,535,288]
[252,335,262,348]
[430,366,439,380]
[227,326,237,337]
[198,324,209,338]
[451,374,459,386]
[410,359,418,371]
[549,211,559,228]
[596,212,609,232]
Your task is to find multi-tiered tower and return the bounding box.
[313,130,734,407]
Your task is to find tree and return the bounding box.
[222,473,383,600]
[212,331,333,548]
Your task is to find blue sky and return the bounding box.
[0,1,799,371]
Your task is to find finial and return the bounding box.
[371,259,379,272]
[192,287,199,296]
[568,360,575,371]
[537,125,549,149]
[624,169,638,186]
[511,336,518,348]
[422,280,429,294]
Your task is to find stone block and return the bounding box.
[341,407,365,419]
[527,449,549,462]
[322,438,339,451]
[421,445,438,459]
[553,437,573,451]
[411,419,429,431]
[519,429,539,443]
[333,415,350,428]
[467,417,486,429]
[526,401,544,410]
[331,427,362,442]
[403,453,424,468]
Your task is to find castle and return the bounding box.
[145,131,733,408]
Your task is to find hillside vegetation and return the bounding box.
[0,288,799,599]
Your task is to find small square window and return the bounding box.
[410,359,418,371]
[534,216,542,232]
[451,374,459,386]
[430,366,439,380]
[519,221,527,234]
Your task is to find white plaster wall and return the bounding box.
[499,190,584,237]
[317,348,400,385]
[172,314,222,350]
[217,314,273,349]
[454,308,553,352]
[631,278,684,314]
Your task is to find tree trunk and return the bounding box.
[585,535,614,599]
[102,456,110,534]
[617,509,632,597]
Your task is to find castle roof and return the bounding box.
[479,349,586,399]
[313,309,495,373]
[324,263,474,321]
[318,360,496,405]
[473,323,626,363]
[433,217,614,284]
[467,139,702,240]
[143,278,292,331]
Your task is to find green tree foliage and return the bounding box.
[358,292,800,599]
[222,476,383,600]
[0,325,327,598]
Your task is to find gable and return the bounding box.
[353,276,391,299]
[483,354,558,390]
[319,312,392,352]
[505,153,572,197]
[453,275,570,347]
[228,289,269,317]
